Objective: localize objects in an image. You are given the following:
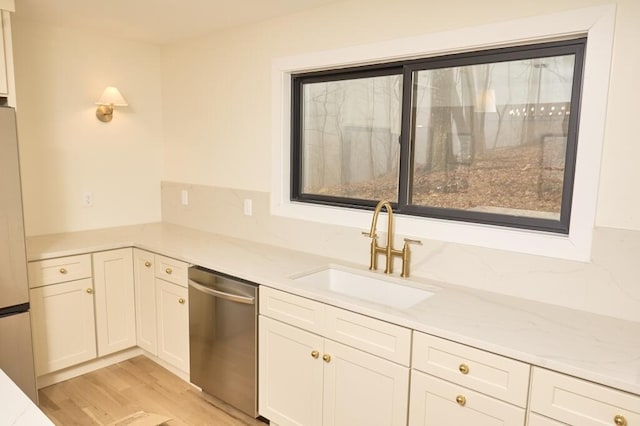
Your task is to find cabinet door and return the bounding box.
[133,249,157,354]
[93,248,136,356]
[259,316,324,426]
[156,278,189,373]
[408,370,525,426]
[322,339,409,426]
[30,278,97,375]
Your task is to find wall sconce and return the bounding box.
[95,86,128,122]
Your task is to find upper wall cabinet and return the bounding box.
[0,1,16,106]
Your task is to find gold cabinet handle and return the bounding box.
[459,364,469,375]
[86,288,93,294]
[59,268,68,274]
[165,267,173,275]
[144,261,152,268]
[614,415,627,426]
[178,298,185,304]
[322,354,331,363]
[455,395,466,406]
[311,350,320,359]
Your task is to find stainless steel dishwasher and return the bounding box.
[188,266,258,418]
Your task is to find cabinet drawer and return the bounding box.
[408,370,525,426]
[28,254,92,288]
[325,305,411,366]
[530,367,640,426]
[412,332,530,407]
[259,287,325,335]
[154,254,188,287]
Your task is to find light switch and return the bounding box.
[244,199,252,216]
[181,189,189,206]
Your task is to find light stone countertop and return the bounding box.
[26,222,640,396]
[0,369,53,425]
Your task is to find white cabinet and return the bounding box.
[29,249,137,376]
[28,254,95,375]
[30,248,191,379]
[259,287,410,426]
[27,254,92,288]
[133,248,157,354]
[155,278,189,373]
[30,277,96,375]
[92,248,136,356]
[260,316,324,426]
[529,367,640,426]
[154,254,190,373]
[409,370,525,426]
[409,331,529,426]
[322,338,409,426]
[133,249,190,373]
[154,254,189,286]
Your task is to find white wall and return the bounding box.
[12,19,163,236]
[9,0,639,320]
[161,0,640,322]
[161,0,640,232]
[595,0,640,230]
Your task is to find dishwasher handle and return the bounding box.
[189,279,256,305]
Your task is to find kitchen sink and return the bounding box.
[291,265,436,309]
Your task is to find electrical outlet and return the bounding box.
[82,192,93,207]
[181,189,189,206]
[243,199,252,216]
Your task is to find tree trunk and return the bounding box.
[427,69,454,173]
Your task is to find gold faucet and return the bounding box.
[362,200,422,278]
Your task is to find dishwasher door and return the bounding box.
[188,266,258,418]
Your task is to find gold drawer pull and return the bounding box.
[178,298,185,304]
[311,350,320,359]
[144,261,152,268]
[614,415,627,426]
[86,288,93,294]
[455,395,466,406]
[59,268,68,274]
[165,267,173,275]
[322,354,331,363]
[459,364,469,375]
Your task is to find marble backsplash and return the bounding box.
[161,181,640,323]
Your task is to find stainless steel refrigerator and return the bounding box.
[0,106,38,402]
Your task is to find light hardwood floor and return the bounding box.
[38,356,267,426]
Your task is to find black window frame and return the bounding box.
[291,38,586,234]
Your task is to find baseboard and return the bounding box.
[137,349,191,384]
[36,347,143,388]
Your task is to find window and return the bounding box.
[292,39,586,234]
[274,6,615,261]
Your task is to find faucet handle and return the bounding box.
[404,238,422,246]
[362,231,376,238]
[401,238,422,278]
